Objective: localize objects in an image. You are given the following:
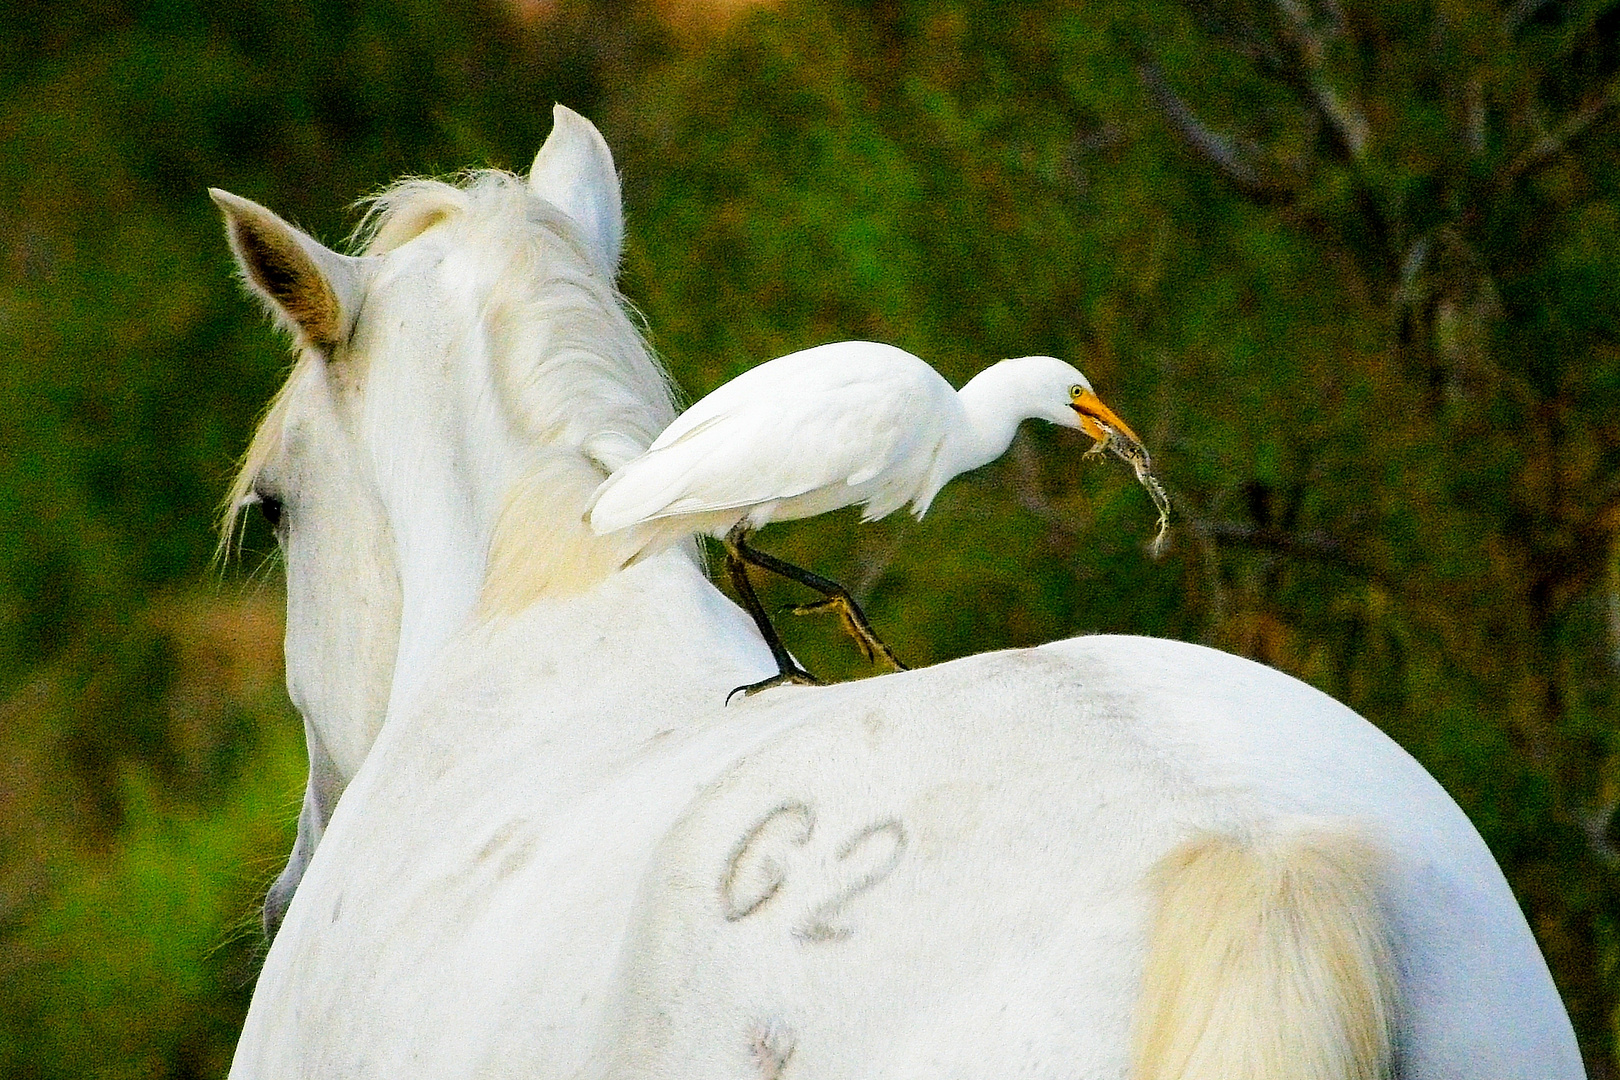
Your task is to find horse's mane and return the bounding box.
[221,170,686,611]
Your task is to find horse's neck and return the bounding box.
[406,550,773,768]
[384,515,491,724]
[527,550,769,689]
[374,381,529,726]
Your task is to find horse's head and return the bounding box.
[216,106,677,937]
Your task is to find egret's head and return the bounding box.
[1003,355,1142,450]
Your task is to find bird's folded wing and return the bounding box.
[590,367,941,530]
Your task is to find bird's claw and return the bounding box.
[726,668,823,704]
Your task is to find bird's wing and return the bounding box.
[589,344,948,531]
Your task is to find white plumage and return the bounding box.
[587,340,1142,695]
[588,340,1137,544]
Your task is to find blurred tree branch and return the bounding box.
[1497,71,1620,193]
[1134,59,1278,202]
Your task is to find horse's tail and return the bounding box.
[1132,823,1399,1080]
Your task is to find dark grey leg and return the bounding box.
[724,526,823,702]
[730,531,908,673]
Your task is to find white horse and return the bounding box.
[216,106,1583,1079]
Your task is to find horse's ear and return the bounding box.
[210,188,366,354]
[529,105,624,277]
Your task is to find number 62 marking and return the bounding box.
[720,802,908,942]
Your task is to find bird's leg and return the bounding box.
[789,597,877,663]
[723,529,822,702]
[729,535,909,673]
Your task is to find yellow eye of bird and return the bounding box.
[1069,384,1084,398]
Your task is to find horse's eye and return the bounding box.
[257,493,284,530]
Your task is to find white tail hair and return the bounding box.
[1132,823,1399,1080]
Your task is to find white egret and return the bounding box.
[586,340,1150,697]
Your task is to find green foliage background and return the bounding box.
[1,0,1616,1074]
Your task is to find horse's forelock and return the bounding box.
[353,177,470,255]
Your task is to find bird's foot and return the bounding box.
[787,597,846,619]
[726,666,823,704]
[787,597,908,672]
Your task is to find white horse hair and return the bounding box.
[1133,826,1397,1080]
[217,148,680,932]
[216,105,1583,1079]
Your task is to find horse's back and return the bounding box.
[232,634,1581,1079]
[598,645,1187,1078]
[600,636,1580,1079]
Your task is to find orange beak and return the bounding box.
[1070,389,1142,451]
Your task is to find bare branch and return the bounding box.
[1502,0,1557,34]
[1007,435,1083,544]
[1271,0,1369,160]
[1176,0,1367,162]
[1136,60,1280,202]
[1157,2,1393,270]
[1195,519,1352,561]
[1499,71,1620,189]
[1465,77,1488,158]
[1187,511,1388,586]
[1316,0,1347,37]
